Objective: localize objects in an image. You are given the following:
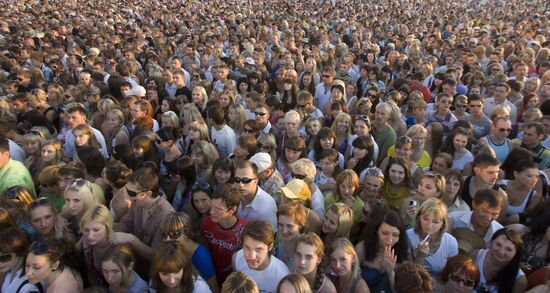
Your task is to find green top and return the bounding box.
[325,193,365,223]
[0,159,36,197]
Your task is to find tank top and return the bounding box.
[502,180,535,215]
[485,135,511,163]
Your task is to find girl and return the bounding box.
[232,134,257,163]
[0,227,41,292]
[442,170,470,212]
[62,179,104,236]
[1,186,36,239]
[302,118,322,151]
[190,183,213,231]
[347,135,375,177]
[190,141,220,183]
[211,158,235,192]
[329,238,370,293]
[28,198,77,243]
[425,122,445,159]
[168,156,196,212]
[315,149,340,196]
[256,133,278,163]
[282,78,299,112]
[359,167,384,200]
[22,131,46,177]
[429,152,453,176]
[380,136,424,185]
[299,71,316,95]
[502,160,542,225]
[156,127,183,178]
[308,127,345,169]
[294,233,337,293]
[277,273,312,293]
[441,127,474,171]
[381,157,414,210]
[387,125,431,169]
[192,86,209,114]
[101,244,149,293]
[227,104,246,136]
[434,254,480,293]
[321,203,353,251]
[29,88,58,126]
[275,203,308,270]
[331,113,352,155]
[102,160,133,221]
[160,111,180,129]
[40,140,64,169]
[406,198,458,275]
[323,81,347,115]
[72,124,101,152]
[131,135,159,167]
[324,170,364,223]
[157,216,216,292]
[106,109,130,151]
[276,136,307,184]
[400,172,446,227]
[183,120,210,156]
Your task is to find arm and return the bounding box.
[511,275,528,293]
[111,232,154,260]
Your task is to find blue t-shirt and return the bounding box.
[192,244,216,280]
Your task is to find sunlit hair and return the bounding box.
[437,254,480,288]
[79,204,113,237]
[419,172,446,198]
[277,203,307,233]
[160,212,194,240]
[324,203,353,240]
[296,232,325,259]
[1,186,34,222]
[335,169,359,200]
[188,120,211,141]
[276,273,312,293]
[63,179,104,218]
[330,238,361,283]
[161,111,180,128]
[222,272,259,293]
[41,139,64,163]
[414,198,449,239]
[0,227,30,258]
[290,158,317,184]
[331,112,352,137]
[150,241,197,292]
[191,140,219,168]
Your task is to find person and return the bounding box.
[294,232,337,293]
[290,158,326,219]
[100,244,149,293]
[483,82,518,124]
[381,157,414,210]
[324,170,364,223]
[393,261,432,293]
[434,254,480,293]
[399,172,446,227]
[249,152,285,199]
[234,161,278,232]
[0,227,42,292]
[321,203,353,252]
[232,220,290,293]
[25,239,83,292]
[149,241,212,293]
[28,197,77,243]
[275,203,307,270]
[208,105,236,157]
[407,198,459,275]
[355,210,409,292]
[255,103,279,138]
[63,104,108,160]
[465,94,492,140]
[471,228,527,293]
[442,170,470,212]
[0,137,36,196]
[329,238,370,293]
[372,102,396,165]
[277,136,307,184]
[441,127,474,171]
[501,159,543,225]
[512,122,550,170]
[478,116,515,164]
[159,212,218,292]
[62,179,105,237]
[450,189,504,248]
[427,92,457,135]
[201,186,247,287]
[1,185,36,238]
[102,160,132,221]
[221,272,259,293]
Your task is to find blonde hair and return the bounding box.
[330,238,361,282]
[79,204,114,237]
[285,110,301,124]
[228,104,246,134]
[192,86,209,111]
[161,111,180,128]
[28,88,48,104]
[222,272,259,293]
[188,120,210,141]
[414,198,449,239]
[331,112,352,137]
[290,158,317,184]
[277,203,307,232]
[325,203,353,239]
[41,140,64,163]
[63,179,104,218]
[406,124,428,138]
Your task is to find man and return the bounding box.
[372,102,396,165]
[63,104,109,160]
[114,167,174,261]
[478,116,514,163]
[130,100,160,133]
[249,152,284,199]
[0,137,36,196]
[314,66,335,110]
[173,70,192,102]
[234,161,277,231]
[232,221,290,292]
[539,115,550,148]
[509,61,529,82]
[254,103,279,138]
[208,105,236,157]
[464,94,492,140]
[202,185,247,286]
[170,57,191,87]
[296,91,323,120]
[512,122,550,169]
[427,92,457,135]
[483,82,518,123]
[15,69,37,93]
[213,63,230,92]
[450,189,504,247]
[460,154,508,223]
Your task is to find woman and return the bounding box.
[76,205,114,287]
[150,241,212,293]
[227,104,246,137]
[355,210,409,292]
[131,135,159,167]
[275,203,308,270]
[25,239,83,292]
[222,271,259,293]
[61,179,104,236]
[380,136,424,185]
[424,122,445,159]
[321,203,353,252]
[329,238,370,293]
[521,212,550,281]
[0,227,41,292]
[441,127,474,171]
[400,172,446,227]
[324,170,364,223]
[211,157,235,192]
[160,212,218,292]
[232,134,257,164]
[381,157,414,210]
[276,136,307,184]
[442,170,470,212]
[294,232,337,293]
[501,160,543,225]
[331,113,352,155]
[102,160,133,221]
[101,244,149,293]
[190,140,220,184]
[434,254,480,293]
[386,125,431,169]
[28,88,58,127]
[277,273,312,293]
[183,120,211,156]
[1,186,36,238]
[156,127,183,178]
[28,197,77,243]
[106,109,130,151]
[192,86,209,114]
[407,198,458,275]
[472,228,527,293]
[189,182,213,231]
[308,127,345,169]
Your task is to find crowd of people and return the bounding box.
[0,0,549,292]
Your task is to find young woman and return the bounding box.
[308,127,345,169]
[62,179,104,236]
[380,136,424,185]
[150,241,212,293]
[407,198,458,275]
[183,120,211,156]
[28,197,77,243]
[275,203,308,270]
[316,149,340,196]
[428,152,453,175]
[189,183,213,232]
[441,127,474,171]
[321,203,353,252]
[227,104,246,137]
[347,135,375,177]
[434,254,480,293]
[38,139,64,173]
[101,244,149,293]
[156,127,183,178]
[277,273,313,293]
[159,212,218,292]
[331,113,352,155]
[472,228,527,293]
[25,239,83,292]
[0,227,42,292]
[106,109,130,151]
[276,136,307,184]
[102,160,133,221]
[324,170,364,223]
[294,232,337,293]
[192,86,209,114]
[442,170,470,212]
[424,122,445,159]
[160,111,180,129]
[211,157,235,192]
[381,157,414,210]
[329,238,370,293]
[190,140,220,183]
[355,210,409,292]
[131,135,159,166]
[72,124,102,152]
[400,172,446,227]
[76,204,114,287]
[22,131,46,178]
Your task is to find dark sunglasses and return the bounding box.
[498,128,512,133]
[322,74,332,78]
[161,231,183,240]
[291,172,307,180]
[298,103,310,108]
[255,112,267,117]
[455,104,468,109]
[126,187,146,197]
[231,177,256,184]
[449,273,475,287]
[0,253,14,263]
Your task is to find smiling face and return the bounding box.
[278,215,301,242]
[214,168,232,184]
[320,136,334,150]
[417,177,439,200]
[330,248,355,278]
[453,134,468,152]
[490,234,517,264]
[389,164,406,185]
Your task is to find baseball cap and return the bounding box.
[280,179,311,202]
[249,153,272,173]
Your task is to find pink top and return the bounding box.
[47,268,83,293]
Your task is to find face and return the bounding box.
[396,144,412,159]
[493,120,512,140]
[306,121,321,136]
[133,146,144,158]
[389,164,406,185]
[474,165,499,185]
[472,202,500,228]
[214,168,231,184]
[417,177,439,200]
[25,253,56,284]
[419,211,444,236]
[242,236,271,270]
[320,137,334,150]
[437,96,453,112]
[490,234,517,264]
[285,148,302,163]
[339,180,356,199]
[445,178,461,200]
[330,248,355,277]
[73,130,90,147]
[83,221,108,246]
[285,119,299,133]
[161,116,175,128]
[102,260,129,288]
[493,86,509,102]
[364,175,382,194]
[210,198,234,223]
[233,167,258,202]
[321,209,340,234]
[255,107,270,126]
[375,107,389,123]
[0,251,19,273]
[23,140,40,155]
[67,111,86,129]
[278,215,301,241]
[378,222,400,248]
[337,118,350,131]
[468,100,483,115]
[219,95,230,107]
[239,82,249,93]
[192,191,211,215]
[159,269,184,288]
[64,190,84,216]
[192,90,203,104]
[354,120,369,136]
[514,167,539,189]
[526,96,539,109]
[295,242,320,275]
[447,269,476,293]
[160,100,171,113]
[131,104,145,119]
[29,206,56,235]
[453,134,468,151]
[522,127,541,147]
[353,147,368,160]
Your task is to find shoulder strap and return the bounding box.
[16,279,43,293]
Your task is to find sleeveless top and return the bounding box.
[485,135,511,163]
[502,180,535,215]
[475,249,524,293]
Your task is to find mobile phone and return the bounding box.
[409,199,417,206]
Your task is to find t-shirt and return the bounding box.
[406,229,459,275]
[201,216,247,285]
[192,244,216,281]
[234,250,290,293]
[211,125,236,157]
[465,115,492,140]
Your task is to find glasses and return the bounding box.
[255,112,267,117]
[161,231,183,240]
[298,102,310,108]
[0,253,14,263]
[498,128,512,133]
[355,114,370,122]
[231,177,257,184]
[291,172,306,180]
[30,241,52,255]
[456,104,468,109]
[449,273,475,287]
[258,143,271,151]
[126,187,147,197]
[4,187,19,200]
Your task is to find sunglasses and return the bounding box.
[449,273,475,287]
[255,112,267,117]
[498,128,512,133]
[0,253,14,263]
[455,104,468,109]
[291,172,306,180]
[161,231,183,240]
[258,143,271,150]
[126,187,146,197]
[231,177,256,184]
[322,74,332,78]
[355,114,370,122]
[191,181,211,193]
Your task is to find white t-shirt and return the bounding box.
[406,229,459,275]
[211,125,236,157]
[234,250,290,293]
[1,268,40,293]
[452,150,474,171]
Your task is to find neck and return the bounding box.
[510,178,530,191]
[490,134,505,144]
[304,268,318,289]
[473,175,493,189]
[93,237,111,249]
[219,215,238,229]
[44,268,63,287]
[119,270,135,289]
[142,196,159,211]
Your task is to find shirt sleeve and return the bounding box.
[191,245,216,280]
